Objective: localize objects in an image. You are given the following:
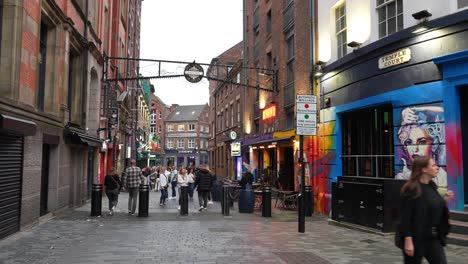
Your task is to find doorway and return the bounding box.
[40,144,50,216]
[460,87,468,205]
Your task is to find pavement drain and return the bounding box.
[360,239,378,244]
[274,252,332,264]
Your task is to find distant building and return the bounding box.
[149,94,170,166]
[164,105,210,168]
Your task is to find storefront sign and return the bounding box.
[262,105,276,120]
[378,48,411,69]
[184,62,204,83]
[296,95,317,135]
[231,142,241,156]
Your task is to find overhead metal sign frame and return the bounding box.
[103,56,277,93]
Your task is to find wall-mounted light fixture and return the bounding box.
[412,10,432,34]
[314,60,326,77]
[347,41,362,49]
[324,97,331,108]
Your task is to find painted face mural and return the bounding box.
[395,104,447,191]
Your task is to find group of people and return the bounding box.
[103,160,215,216]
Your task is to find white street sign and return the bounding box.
[296,94,317,135]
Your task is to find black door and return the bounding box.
[460,87,468,205]
[40,144,50,216]
[0,133,23,239]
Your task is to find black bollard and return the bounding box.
[138,184,149,217]
[91,184,102,217]
[222,185,230,216]
[262,185,271,217]
[180,186,189,216]
[305,185,313,217]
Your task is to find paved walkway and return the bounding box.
[0,190,467,264]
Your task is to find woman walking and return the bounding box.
[177,168,189,210]
[159,167,168,206]
[104,168,122,216]
[398,156,454,263]
[187,168,195,200]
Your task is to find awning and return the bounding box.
[64,127,102,147]
[243,136,293,146]
[0,114,37,136]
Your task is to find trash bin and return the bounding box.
[138,184,149,217]
[305,185,313,217]
[180,186,189,216]
[91,184,102,217]
[262,186,271,217]
[238,189,254,213]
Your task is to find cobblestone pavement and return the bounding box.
[0,190,467,264]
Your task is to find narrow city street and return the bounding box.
[0,191,467,264]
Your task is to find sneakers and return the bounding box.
[207,201,213,205]
[198,206,204,212]
[159,203,163,206]
[203,207,208,211]
[178,206,181,210]
[109,209,113,216]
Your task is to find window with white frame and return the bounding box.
[167,125,173,131]
[205,125,209,133]
[335,3,347,58]
[178,139,184,148]
[188,124,195,131]
[178,124,184,131]
[377,0,403,38]
[188,139,195,148]
[150,126,155,134]
[167,139,174,149]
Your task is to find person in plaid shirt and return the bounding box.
[122,159,144,215]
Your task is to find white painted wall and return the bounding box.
[318,0,463,64]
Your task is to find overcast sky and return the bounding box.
[140,0,243,106]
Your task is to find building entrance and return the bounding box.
[460,87,468,205]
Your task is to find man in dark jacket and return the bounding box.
[240,167,254,189]
[195,165,213,211]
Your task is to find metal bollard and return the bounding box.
[305,185,313,217]
[91,184,102,217]
[262,186,271,217]
[180,186,189,216]
[138,184,149,217]
[222,185,230,216]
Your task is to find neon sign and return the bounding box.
[262,105,276,120]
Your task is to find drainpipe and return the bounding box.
[81,0,89,129]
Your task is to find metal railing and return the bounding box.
[341,154,394,178]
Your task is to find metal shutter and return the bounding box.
[0,133,23,239]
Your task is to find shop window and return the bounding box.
[377,0,403,38]
[341,105,394,178]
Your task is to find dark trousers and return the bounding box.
[160,187,168,205]
[198,191,209,208]
[105,189,119,210]
[171,181,177,197]
[188,182,194,198]
[403,238,447,264]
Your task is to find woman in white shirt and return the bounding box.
[177,168,189,210]
[159,167,168,206]
[187,168,195,200]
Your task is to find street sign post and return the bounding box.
[295,94,317,233]
[296,95,317,136]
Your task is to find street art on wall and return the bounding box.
[394,103,447,191]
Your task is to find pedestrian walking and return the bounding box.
[397,155,454,264]
[159,166,168,206]
[187,168,195,200]
[195,165,213,211]
[177,168,189,210]
[103,168,122,216]
[170,165,178,199]
[122,159,144,215]
[240,167,254,189]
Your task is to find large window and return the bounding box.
[188,124,195,131]
[335,4,347,59]
[178,124,184,131]
[188,139,195,148]
[377,0,403,38]
[167,125,173,132]
[341,105,394,178]
[167,139,174,149]
[178,139,184,149]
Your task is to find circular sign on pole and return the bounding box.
[184,62,204,83]
[137,147,143,153]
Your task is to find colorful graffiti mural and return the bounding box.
[394,103,447,192]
